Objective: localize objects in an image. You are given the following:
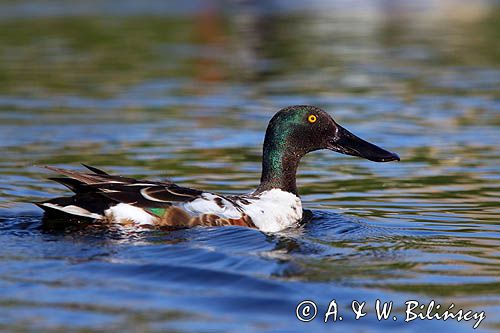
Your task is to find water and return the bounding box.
[0,1,499,332]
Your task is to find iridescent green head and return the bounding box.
[257,105,399,194]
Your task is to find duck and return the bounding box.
[36,105,399,232]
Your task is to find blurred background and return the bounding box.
[0,0,499,332]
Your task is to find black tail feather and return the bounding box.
[35,199,95,220]
[48,177,87,192]
[35,193,113,219]
[81,164,109,175]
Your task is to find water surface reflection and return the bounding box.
[0,1,499,332]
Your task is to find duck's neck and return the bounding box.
[256,137,302,195]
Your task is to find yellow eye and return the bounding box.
[308,115,317,123]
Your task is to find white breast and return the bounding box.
[239,189,302,232]
[182,189,302,232]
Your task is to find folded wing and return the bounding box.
[37,165,256,229]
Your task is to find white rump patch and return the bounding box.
[42,203,102,219]
[104,203,155,225]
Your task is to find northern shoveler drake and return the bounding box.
[37,105,399,232]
